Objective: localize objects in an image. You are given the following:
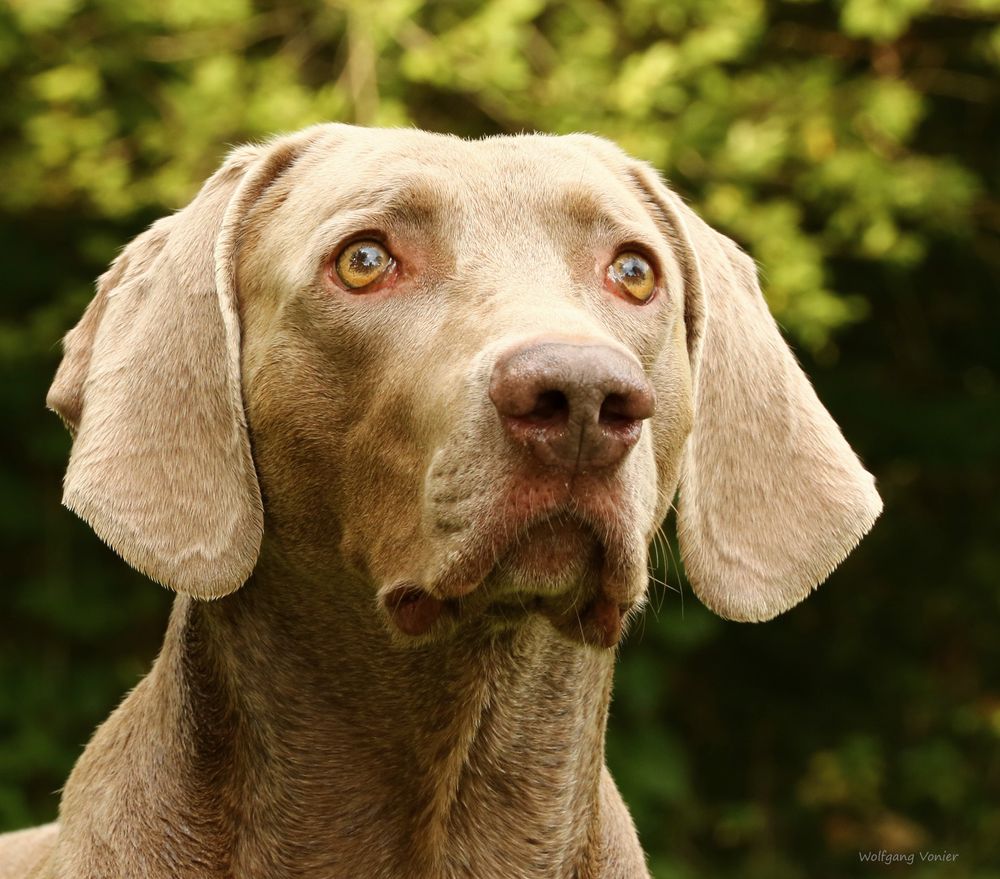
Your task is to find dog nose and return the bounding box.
[489,340,655,471]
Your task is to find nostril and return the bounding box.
[599,393,633,426]
[528,389,570,424]
[599,385,656,426]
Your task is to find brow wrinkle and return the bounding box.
[337,176,449,231]
[557,187,660,254]
[559,188,623,235]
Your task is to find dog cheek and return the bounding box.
[646,346,694,518]
[338,437,430,584]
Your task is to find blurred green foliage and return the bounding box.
[1,0,998,876]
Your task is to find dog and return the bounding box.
[0,124,881,878]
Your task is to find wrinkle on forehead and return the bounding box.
[554,188,663,254]
[281,161,462,228]
[339,174,456,229]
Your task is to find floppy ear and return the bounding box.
[628,163,882,621]
[47,130,321,598]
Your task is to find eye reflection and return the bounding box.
[608,251,655,302]
[335,240,393,290]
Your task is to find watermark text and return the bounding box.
[858,850,960,866]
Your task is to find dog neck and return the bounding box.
[62,549,620,878]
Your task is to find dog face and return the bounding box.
[47,125,881,647]
[235,129,692,646]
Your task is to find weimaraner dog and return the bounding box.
[1,124,880,878]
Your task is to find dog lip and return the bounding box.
[381,582,449,636]
[544,595,634,649]
[425,472,637,602]
[490,514,598,578]
[396,496,642,642]
[433,515,627,616]
[432,508,600,599]
[483,593,546,621]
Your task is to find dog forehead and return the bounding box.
[286,126,644,227]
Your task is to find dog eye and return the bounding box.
[607,251,655,302]
[335,240,394,290]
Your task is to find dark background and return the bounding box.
[1,1,998,877]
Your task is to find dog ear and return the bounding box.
[47,130,322,598]
[627,162,882,621]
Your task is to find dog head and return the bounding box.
[48,125,881,648]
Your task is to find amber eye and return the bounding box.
[607,251,656,302]
[334,239,394,289]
